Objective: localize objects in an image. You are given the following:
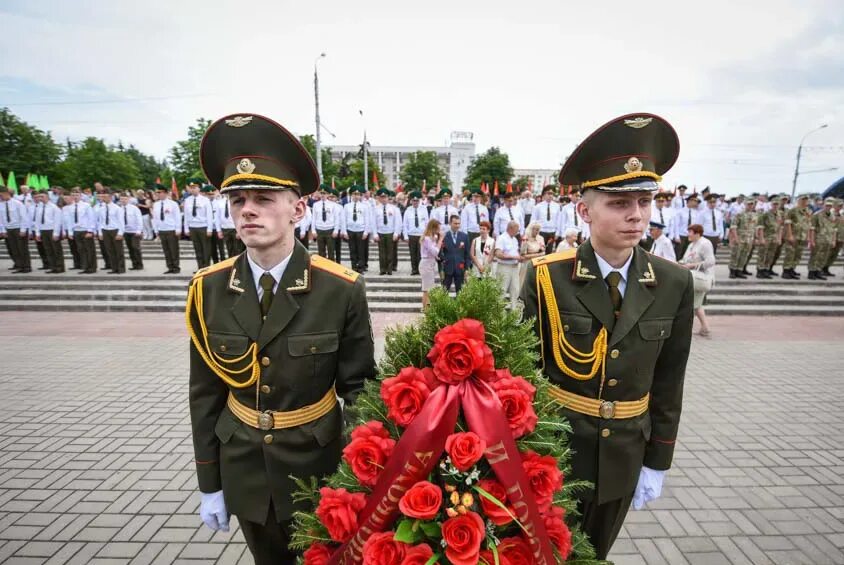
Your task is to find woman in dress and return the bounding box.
[519,221,547,286]
[680,224,716,337]
[420,218,444,310]
[470,220,496,276]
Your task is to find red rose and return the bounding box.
[442,511,485,565]
[401,543,435,565]
[445,432,486,472]
[363,531,407,565]
[487,368,513,383]
[427,319,495,384]
[344,421,396,487]
[543,506,572,559]
[399,480,443,520]
[381,367,436,427]
[303,543,333,565]
[498,536,534,565]
[315,487,367,543]
[477,478,515,526]
[479,549,512,565]
[491,374,538,438]
[521,450,563,511]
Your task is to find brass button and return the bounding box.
[601,429,611,438]
[261,357,270,367]
[608,378,618,387]
[563,324,570,332]
[263,434,273,444]
[260,385,271,394]
[310,345,318,354]
[610,349,620,359]
[219,344,227,352]
[659,329,665,337]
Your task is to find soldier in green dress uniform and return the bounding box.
[728,199,758,279]
[754,198,783,279]
[187,113,377,564]
[521,113,693,559]
[808,197,838,280]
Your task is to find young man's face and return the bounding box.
[351,192,361,202]
[543,192,553,202]
[378,195,388,205]
[579,190,653,251]
[120,196,129,206]
[228,189,304,251]
[450,216,461,231]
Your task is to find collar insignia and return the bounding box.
[638,262,657,286]
[286,269,309,293]
[575,260,597,280]
[228,268,245,293]
[225,115,253,127]
[624,117,653,129]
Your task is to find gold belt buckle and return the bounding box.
[258,411,275,430]
[599,400,616,419]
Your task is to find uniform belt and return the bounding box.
[226,387,337,431]
[548,386,649,419]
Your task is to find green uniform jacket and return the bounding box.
[187,242,376,523]
[785,207,811,239]
[811,210,837,244]
[520,242,693,504]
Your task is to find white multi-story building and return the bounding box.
[329,131,475,190]
[512,168,559,193]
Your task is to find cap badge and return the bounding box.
[624,117,653,129]
[236,158,256,175]
[624,157,643,173]
[225,116,253,128]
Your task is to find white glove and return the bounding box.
[632,466,665,510]
[199,490,229,531]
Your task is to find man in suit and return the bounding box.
[441,213,470,293]
[521,113,693,559]
[187,113,377,565]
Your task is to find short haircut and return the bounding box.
[449,214,460,223]
[688,223,704,235]
[479,220,492,230]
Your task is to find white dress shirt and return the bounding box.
[214,197,236,231]
[311,200,341,232]
[652,206,676,240]
[493,205,525,236]
[649,234,677,262]
[533,201,561,233]
[152,199,182,233]
[122,204,144,234]
[374,203,402,236]
[63,201,95,233]
[183,194,213,233]
[594,250,634,297]
[246,250,292,300]
[96,202,125,236]
[33,201,63,236]
[402,204,429,238]
[460,203,490,233]
[494,231,521,265]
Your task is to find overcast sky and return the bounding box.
[1,0,842,196]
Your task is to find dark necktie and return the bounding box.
[476,205,481,225]
[353,203,358,222]
[40,203,45,224]
[682,198,686,208]
[322,202,327,222]
[659,209,664,224]
[414,207,419,228]
[711,209,716,231]
[160,202,165,221]
[445,206,451,222]
[259,272,275,318]
[192,197,197,217]
[383,205,388,225]
[124,206,128,225]
[224,200,229,218]
[5,202,10,222]
[74,203,78,223]
[508,207,513,221]
[574,210,578,226]
[605,271,622,318]
[687,210,691,227]
[105,204,110,226]
[546,204,550,222]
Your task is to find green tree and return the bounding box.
[122,144,166,187]
[299,134,339,183]
[0,108,62,187]
[463,146,513,191]
[399,151,448,191]
[169,118,211,186]
[513,175,531,192]
[56,137,142,188]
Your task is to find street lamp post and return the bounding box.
[791,124,828,198]
[314,53,326,182]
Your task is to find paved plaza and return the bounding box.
[0,312,842,565]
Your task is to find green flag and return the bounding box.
[6,171,17,194]
[42,175,50,189]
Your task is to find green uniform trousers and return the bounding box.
[809,242,832,271]
[729,241,752,270]
[782,239,807,269]
[189,227,211,269]
[102,229,126,273]
[74,231,95,272]
[158,230,180,271]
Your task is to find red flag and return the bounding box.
[493,180,499,196]
[395,181,403,193]
[331,177,336,189]
[506,181,513,194]
[436,179,441,191]
[155,176,162,186]
[481,182,488,194]
[422,179,426,193]
[171,177,179,200]
[372,171,379,190]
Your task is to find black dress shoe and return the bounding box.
[129,266,142,270]
[769,270,779,276]
[380,272,387,275]
[823,268,835,277]
[18,268,32,273]
[82,270,95,274]
[164,269,174,274]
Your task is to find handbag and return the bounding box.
[691,269,712,293]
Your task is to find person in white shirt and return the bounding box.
[431,188,459,235]
[557,190,588,242]
[59,191,81,270]
[372,187,402,275]
[533,186,562,254]
[183,180,214,270]
[206,187,227,263]
[494,193,525,237]
[1,185,33,272]
[32,189,65,273]
[701,194,726,252]
[152,184,182,274]
[672,194,702,259]
[328,190,345,264]
[294,204,312,251]
[119,192,145,270]
[494,220,522,309]
[651,193,675,240]
[459,188,490,251]
[670,184,688,210]
[518,189,536,226]
[214,187,243,258]
[309,187,341,260]
[343,185,372,273]
[648,221,677,262]
[64,188,96,273]
[556,227,580,252]
[402,191,429,275]
[470,220,496,276]
[95,188,126,273]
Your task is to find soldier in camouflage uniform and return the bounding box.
[808,197,838,280]
[754,198,783,279]
[823,198,843,277]
[728,198,757,278]
[781,194,812,279]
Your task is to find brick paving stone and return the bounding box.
[0,314,842,564]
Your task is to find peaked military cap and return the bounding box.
[649,220,666,229]
[686,193,700,202]
[201,184,216,193]
[408,190,423,199]
[200,113,319,196]
[541,184,557,195]
[824,197,837,205]
[348,185,365,194]
[437,188,453,199]
[469,187,483,196]
[559,113,680,193]
[376,187,391,197]
[187,177,205,186]
[154,183,168,192]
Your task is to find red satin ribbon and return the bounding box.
[329,378,555,565]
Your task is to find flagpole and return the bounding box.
[360,110,368,192]
[314,53,327,182]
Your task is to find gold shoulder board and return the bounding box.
[311,254,360,283]
[532,248,577,267]
[192,255,239,280]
